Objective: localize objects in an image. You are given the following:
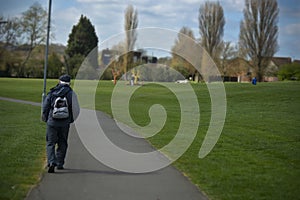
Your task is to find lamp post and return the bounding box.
[42,0,52,105]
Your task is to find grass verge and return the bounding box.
[0,100,45,200]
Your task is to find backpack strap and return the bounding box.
[50,85,72,108]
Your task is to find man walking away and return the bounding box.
[42,75,80,173]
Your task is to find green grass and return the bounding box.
[175,82,300,199]
[0,78,299,199]
[95,80,300,199]
[0,78,51,102]
[0,100,46,200]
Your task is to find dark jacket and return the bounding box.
[42,84,80,127]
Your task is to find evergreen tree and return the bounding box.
[65,15,98,78]
[48,52,63,78]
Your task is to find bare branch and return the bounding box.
[239,0,279,81]
[198,1,225,61]
[123,5,138,78]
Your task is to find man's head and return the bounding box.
[59,74,71,85]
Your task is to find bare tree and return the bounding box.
[219,41,238,76]
[0,16,21,57]
[198,1,225,61]
[239,0,279,81]
[20,2,48,76]
[171,26,196,78]
[123,5,138,79]
[173,27,195,50]
[0,16,20,45]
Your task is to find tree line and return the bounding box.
[0,3,98,79]
[0,0,282,82]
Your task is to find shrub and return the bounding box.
[277,63,300,81]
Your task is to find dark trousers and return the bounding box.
[46,125,70,167]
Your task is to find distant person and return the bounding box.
[252,77,257,85]
[131,73,135,86]
[42,75,80,173]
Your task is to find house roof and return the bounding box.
[271,57,292,67]
[225,57,251,76]
[293,60,300,64]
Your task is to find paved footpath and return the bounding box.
[1,97,208,200]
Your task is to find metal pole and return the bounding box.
[42,0,52,104]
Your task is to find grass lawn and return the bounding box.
[0,100,46,200]
[0,78,299,199]
[176,82,300,199]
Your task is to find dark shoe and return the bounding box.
[48,165,55,173]
[57,166,64,170]
[47,163,57,167]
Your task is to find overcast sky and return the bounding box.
[1,0,299,59]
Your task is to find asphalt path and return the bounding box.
[0,97,208,200]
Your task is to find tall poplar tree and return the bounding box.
[198,1,225,62]
[123,5,138,79]
[239,0,279,81]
